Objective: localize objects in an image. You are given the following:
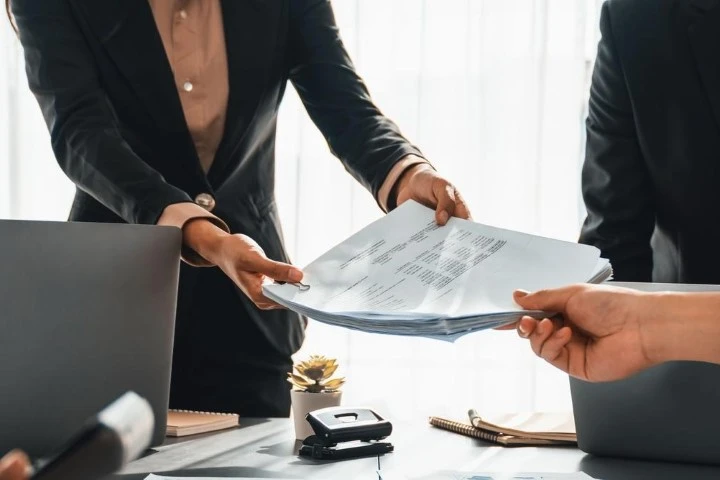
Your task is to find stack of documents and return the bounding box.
[263,201,611,340]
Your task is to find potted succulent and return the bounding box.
[288,354,345,440]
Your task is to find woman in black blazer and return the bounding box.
[7,0,470,416]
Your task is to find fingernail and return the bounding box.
[438,211,449,224]
[517,323,529,338]
[514,289,529,298]
[289,269,303,282]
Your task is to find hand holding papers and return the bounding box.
[263,201,611,340]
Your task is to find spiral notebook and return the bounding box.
[166,409,240,437]
[429,411,576,447]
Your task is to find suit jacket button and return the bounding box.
[195,193,216,212]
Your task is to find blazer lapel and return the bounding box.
[208,0,287,185]
[688,0,720,133]
[69,0,188,133]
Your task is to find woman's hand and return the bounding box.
[394,159,472,225]
[511,284,657,382]
[184,219,303,310]
[0,450,30,480]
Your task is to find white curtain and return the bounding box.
[1,0,602,419]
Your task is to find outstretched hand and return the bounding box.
[510,284,657,382]
[394,159,472,225]
[184,220,303,310]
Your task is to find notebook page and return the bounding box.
[475,412,576,436]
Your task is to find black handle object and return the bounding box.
[31,391,154,480]
[298,439,394,460]
[305,407,393,445]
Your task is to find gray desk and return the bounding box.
[114,417,720,480]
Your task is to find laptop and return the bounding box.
[570,281,720,465]
[0,220,181,457]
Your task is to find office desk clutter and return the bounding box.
[126,416,720,480]
[263,201,612,340]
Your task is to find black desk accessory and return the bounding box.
[298,407,394,460]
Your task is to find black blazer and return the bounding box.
[580,0,720,283]
[12,1,421,362]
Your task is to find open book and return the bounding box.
[263,200,612,340]
[429,410,576,447]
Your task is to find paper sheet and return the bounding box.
[469,411,576,436]
[265,200,608,318]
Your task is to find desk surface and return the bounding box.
[114,417,720,480]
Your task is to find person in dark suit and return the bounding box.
[580,0,720,283]
[7,0,471,417]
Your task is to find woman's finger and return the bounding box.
[249,290,283,310]
[452,188,472,220]
[235,272,286,310]
[255,302,283,311]
[433,182,457,225]
[239,254,303,283]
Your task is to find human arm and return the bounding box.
[512,285,720,382]
[579,1,655,281]
[287,0,470,224]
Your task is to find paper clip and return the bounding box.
[275,280,311,291]
[292,282,311,291]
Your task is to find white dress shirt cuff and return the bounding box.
[378,155,434,212]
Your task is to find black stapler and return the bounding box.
[298,406,394,460]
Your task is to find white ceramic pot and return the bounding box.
[290,390,342,440]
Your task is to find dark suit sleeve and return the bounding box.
[287,0,423,201]
[579,1,656,281]
[11,0,192,225]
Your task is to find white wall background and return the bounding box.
[0,0,603,420]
